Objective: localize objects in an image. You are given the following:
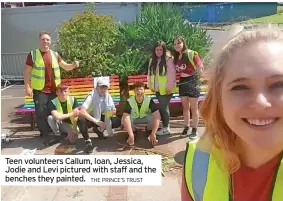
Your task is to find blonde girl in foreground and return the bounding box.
[181,25,283,201]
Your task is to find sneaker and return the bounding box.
[189,128,198,140]
[156,127,170,136]
[84,140,93,153]
[181,126,190,136]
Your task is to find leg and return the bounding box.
[77,117,93,153]
[33,90,52,143]
[47,115,60,136]
[179,77,191,136]
[187,75,201,139]
[156,92,172,135]
[180,96,190,136]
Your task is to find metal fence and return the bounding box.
[1,52,28,81]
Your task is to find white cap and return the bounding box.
[96,78,109,88]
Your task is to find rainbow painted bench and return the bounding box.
[16,76,120,130]
[127,73,208,104]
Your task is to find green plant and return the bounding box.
[56,9,120,78]
[113,48,149,79]
[120,3,212,59]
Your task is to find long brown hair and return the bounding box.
[199,25,283,174]
[172,36,190,65]
[150,40,168,75]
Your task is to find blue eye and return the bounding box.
[270,82,283,89]
[231,85,249,91]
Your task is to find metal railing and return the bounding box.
[1,52,29,81]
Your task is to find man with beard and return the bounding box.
[122,81,160,146]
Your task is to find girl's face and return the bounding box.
[173,39,184,52]
[221,41,283,149]
[155,45,163,58]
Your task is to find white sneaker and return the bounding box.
[156,127,170,136]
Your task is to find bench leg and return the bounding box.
[30,112,36,131]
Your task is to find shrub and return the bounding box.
[120,3,213,72]
[56,8,120,78]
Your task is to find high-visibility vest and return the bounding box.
[149,57,177,95]
[184,141,283,201]
[128,95,151,119]
[51,96,78,129]
[30,48,61,90]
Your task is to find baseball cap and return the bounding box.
[96,78,109,88]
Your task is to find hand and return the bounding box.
[72,108,80,117]
[96,121,106,129]
[73,60,79,68]
[150,134,158,146]
[25,86,33,97]
[127,135,135,146]
[166,87,172,95]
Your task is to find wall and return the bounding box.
[183,2,278,23]
[1,3,141,80]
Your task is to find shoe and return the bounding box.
[189,128,198,140]
[156,127,170,136]
[84,140,93,153]
[181,126,190,136]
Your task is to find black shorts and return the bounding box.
[178,75,200,98]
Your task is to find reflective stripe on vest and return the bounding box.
[149,57,176,95]
[184,141,283,201]
[51,96,77,126]
[128,95,150,119]
[186,49,197,69]
[31,48,61,90]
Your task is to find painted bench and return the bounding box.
[127,73,208,104]
[16,76,120,130]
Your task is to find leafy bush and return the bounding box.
[56,8,120,78]
[120,3,212,64]
[112,48,150,78]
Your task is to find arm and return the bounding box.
[51,110,75,121]
[59,60,78,71]
[149,99,160,136]
[122,112,134,137]
[193,54,204,76]
[80,91,100,124]
[166,58,176,90]
[24,53,33,96]
[79,107,100,124]
[181,171,193,201]
[122,101,134,136]
[48,100,75,121]
[147,59,152,89]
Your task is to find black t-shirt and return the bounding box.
[48,97,78,124]
[123,97,158,115]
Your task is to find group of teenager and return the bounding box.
[24,25,283,200]
[24,31,204,153]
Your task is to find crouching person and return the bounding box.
[78,78,121,151]
[47,84,80,144]
[122,81,160,146]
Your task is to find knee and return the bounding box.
[47,115,54,122]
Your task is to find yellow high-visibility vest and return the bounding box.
[31,48,61,90]
[184,141,283,201]
[51,96,78,130]
[128,95,151,119]
[149,57,177,95]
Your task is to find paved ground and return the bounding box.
[1,84,205,201]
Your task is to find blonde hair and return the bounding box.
[199,25,283,174]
